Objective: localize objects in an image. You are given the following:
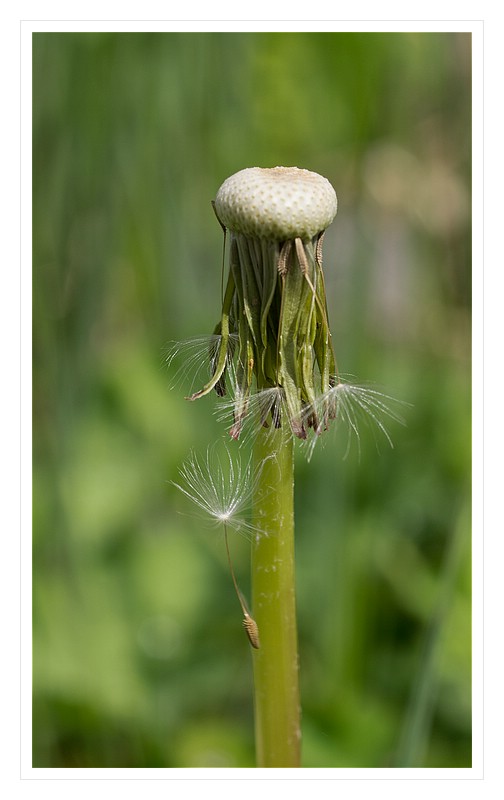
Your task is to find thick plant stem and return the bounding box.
[251,425,300,767]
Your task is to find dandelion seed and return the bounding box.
[172,446,265,648]
[302,379,408,461]
[223,521,261,649]
[164,335,238,397]
[242,611,261,649]
[214,370,407,463]
[216,385,285,447]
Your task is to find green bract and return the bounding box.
[188,166,339,443]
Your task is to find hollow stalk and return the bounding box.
[251,425,299,767]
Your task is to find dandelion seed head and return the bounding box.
[215,167,337,240]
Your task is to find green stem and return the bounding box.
[251,425,300,767]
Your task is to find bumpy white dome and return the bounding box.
[214,166,337,240]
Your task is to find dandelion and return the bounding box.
[202,166,339,767]
[170,166,339,767]
[170,165,405,767]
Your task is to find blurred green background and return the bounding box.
[32,31,471,768]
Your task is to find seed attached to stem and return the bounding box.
[224,523,261,649]
[242,611,261,650]
[171,447,266,647]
